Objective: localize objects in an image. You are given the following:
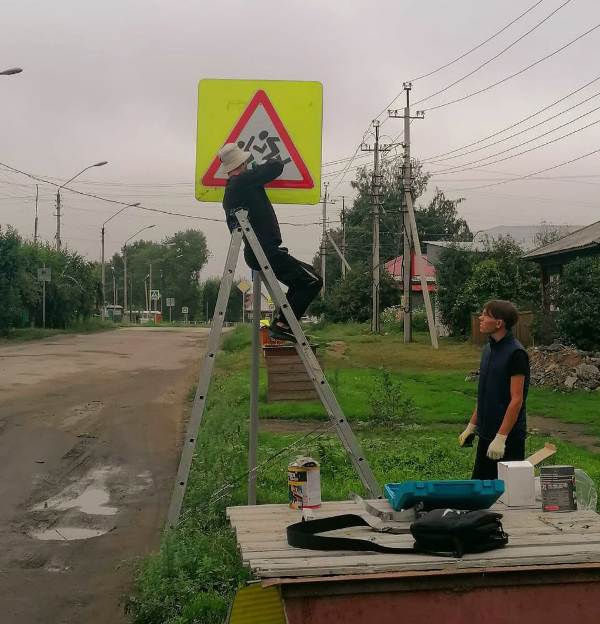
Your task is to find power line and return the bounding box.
[428,107,600,175]
[421,75,600,162]
[409,0,547,83]
[450,146,600,191]
[424,83,600,164]
[374,0,548,120]
[413,0,572,107]
[0,161,327,228]
[422,23,600,112]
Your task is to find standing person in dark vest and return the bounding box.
[458,300,530,479]
[218,143,323,342]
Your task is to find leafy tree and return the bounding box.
[315,161,470,318]
[557,256,600,351]
[318,265,399,323]
[0,227,98,332]
[111,229,209,321]
[199,277,242,322]
[436,238,540,337]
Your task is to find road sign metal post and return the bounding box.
[247,270,261,505]
[166,297,175,323]
[237,279,251,324]
[166,211,381,529]
[37,266,51,328]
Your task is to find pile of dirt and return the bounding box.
[529,344,600,392]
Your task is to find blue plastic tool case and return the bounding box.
[384,479,505,511]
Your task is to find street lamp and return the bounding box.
[0,67,23,75]
[123,224,155,322]
[100,201,141,320]
[56,160,108,251]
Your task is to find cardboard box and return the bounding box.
[498,461,536,507]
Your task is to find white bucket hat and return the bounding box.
[218,143,250,174]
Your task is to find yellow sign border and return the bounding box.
[195,79,322,205]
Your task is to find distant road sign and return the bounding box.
[151,289,160,301]
[237,279,251,293]
[181,306,189,315]
[166,297,175,307]
[37,267,51,282]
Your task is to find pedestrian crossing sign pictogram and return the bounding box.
[195,79,322,205]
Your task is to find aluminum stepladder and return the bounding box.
[166,209,381,528]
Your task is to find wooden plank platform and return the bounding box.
[227,499,600,579]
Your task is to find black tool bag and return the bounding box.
[287,509,508,558]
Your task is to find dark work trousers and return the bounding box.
[244,245,323,322]
[472,436,526,480]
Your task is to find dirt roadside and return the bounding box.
[0,327,208,624]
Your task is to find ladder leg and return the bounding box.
[165,228,244,528]
[236,209,382,498]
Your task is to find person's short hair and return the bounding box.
[483,299,519,330]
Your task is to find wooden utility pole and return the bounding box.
[340,196,347,278]
[320,182,328,297]
[33,185,39,244]
[389,83,438,349]
[361,121,392,333]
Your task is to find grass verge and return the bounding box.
[0,318,115,343]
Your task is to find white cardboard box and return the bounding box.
[498,461,536,507]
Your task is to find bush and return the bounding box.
[320,265,399,323]
[557,256,600,351]
[369,369,417,427]
[436,238,540,337]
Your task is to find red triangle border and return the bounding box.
[201,90,314,189]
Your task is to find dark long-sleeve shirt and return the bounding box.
[222,160,284,250]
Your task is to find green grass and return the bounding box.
[0,318,115,343]
[129,323,600,624]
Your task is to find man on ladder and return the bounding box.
[219,143,322,342]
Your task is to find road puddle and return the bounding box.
[32,467,119,516]
[31,527,108,541]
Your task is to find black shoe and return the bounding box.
[269,325,297,343]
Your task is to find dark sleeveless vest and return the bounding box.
[476,332,529,441]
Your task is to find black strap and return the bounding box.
[287,514,416,555]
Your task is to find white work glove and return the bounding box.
[458,422,477,447]
[486,434,507,460]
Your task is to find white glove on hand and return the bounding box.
[486,434,507,460]
[458,422,477,447]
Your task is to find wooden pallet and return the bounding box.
[263,345,320,402]
[227,499,600,579]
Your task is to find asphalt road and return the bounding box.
[0,327,208,624]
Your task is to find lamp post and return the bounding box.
[123,224,155,322]
[56,161,108,251]
[0,67,23,75]
[100,201,141,320]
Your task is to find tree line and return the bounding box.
[0,226,244,334]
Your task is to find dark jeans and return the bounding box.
[244,245,322,321]
[472,436,526,480]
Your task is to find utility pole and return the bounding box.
[340,196,347,279]
[101,226,106,319]
[55,190,62,251]
[320,182,329,297]
[33,185,39,244]
[149,261,153,312]
[389,83,438,349]
[361,120,392,333]
[123,248,128,321]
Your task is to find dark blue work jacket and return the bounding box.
[476,332,529,442]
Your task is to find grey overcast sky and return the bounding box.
[2,0,599,278]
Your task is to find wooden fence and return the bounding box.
[471,311,534,347]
